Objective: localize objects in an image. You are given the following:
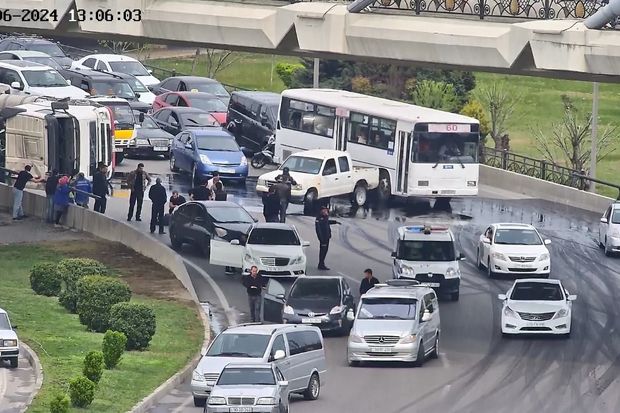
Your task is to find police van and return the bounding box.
[391,225,465,301]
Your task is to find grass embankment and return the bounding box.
[0,241,203,413]
[149,53,620,198]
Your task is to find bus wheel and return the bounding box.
[116,152,125,164]
[352,183,367,207]
[376,171,391,203]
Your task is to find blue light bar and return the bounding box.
[405,226,425,233]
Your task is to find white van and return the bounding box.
[191,323,326,407]
[391,225,465,301]
[0,60,88,99]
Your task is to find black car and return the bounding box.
[150,76,230,105]
[126,113,174,158]
[107,71,153,112]
[264,276,356,335]
[151,107,220,136]
[227,91,280,152]
[169,201,256,254]
[0,36,73,68]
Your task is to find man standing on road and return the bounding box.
[262,185,280,222]
[73,172,92,208]
[44,169,59,223]
[188,179,212,201]
[149,177,167,234]
[243,266,267,323]
[274,167,297,223]
[359,268,380,295]
[315,206,340,270]
[127,163,152,222]
[12,165,43,220]
[92,163,109,214]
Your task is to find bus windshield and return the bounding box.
[105,103,135,128]
[412,132,479,164]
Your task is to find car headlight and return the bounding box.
[553,308,569,319]
[137,139,149,145]
[349,334,364,343]
[283,305,294,315]
[207,396,226,405]
[399,264,414,276]
[199,154,212,165]
[257,397,277,405]
[128,138,136,145]
[539,253,550,261]
[492,252,508,261]
[257,179,266,187]
[503,306,518,318]
[399,334,417,344]
[3,339,17,347]
[292,184,302,191]
[243,253,256,264]
[240,156,247,166]
[192,370,204,382]
[330,305,345,315]
[290,255,305,264]
[445,267,460,279]
[214,227,228,238]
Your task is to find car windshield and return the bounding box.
[0,313,10,329]
[192,81,229,96]
[29,42,65,57]
[141,116,159,129]
[180,112,219,127]
[612,210,620,224]
[510,282,564,301]
[26,56,62,70]
[196,136,239,151]
[206,333,270,358]
[186,96,227,112]
[281,156,323,175]
[217,368,276,386]
[289,279,340,300]
[124,77,149,93]
[494,229,542,245]
[248,228,300,245]
[91,81,135,100]
[109,61,150,76]
[397,240,455,261]
[206,206,254,224]
[358,297,417,320]
[22,69,68,87]
[105,103,136,127]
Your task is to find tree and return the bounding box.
[201,49,241,78]
[475,82,520,149]
[409,80,458,112]
[533,95,619,172]
[461,99,492,162]
[97,40,134,54]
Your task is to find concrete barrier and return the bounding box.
[18,342,43,413]
[480,165,615,213]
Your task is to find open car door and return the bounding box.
[263,279,285,323]
[209,238,244,267]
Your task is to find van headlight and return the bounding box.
[330,305,345,314]
[399,334,417,344]
[257,397,277,405]
[349,334,364,343]
[539,253,550,261]
[553,308,569,319]
[192,370,204,382]
[199,154,212,165]
[290,255,305,264]
[445,268,460,279]
[207,396,226,405]
[283,305,294,315]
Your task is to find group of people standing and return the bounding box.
[261,167,297,223]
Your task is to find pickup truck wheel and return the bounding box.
[352,183,368,207]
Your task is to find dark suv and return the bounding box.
[0,36,72,68]
[226,91,280,152]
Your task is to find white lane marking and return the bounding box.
[0,367,7,403]
[338,271,361,285]
[182,258,237,327]
[170,395,194,413]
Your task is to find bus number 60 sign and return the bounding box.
[428,124,471,133]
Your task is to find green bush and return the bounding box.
[275,62,303,88]
[68,376,96,408]
[102,330,127,369]
[49,393,70,413]
[58,258,108,313]
[76,276,131,332]
[109,303,157,351]
[30,262,62,296]
[83,350,104,383]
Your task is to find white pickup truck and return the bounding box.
[256,149,380,209]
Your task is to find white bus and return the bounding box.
[274,89,480,201]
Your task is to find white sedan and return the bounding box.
[477,223,551,278]
[499,279,576,337]
[599,202,620,256]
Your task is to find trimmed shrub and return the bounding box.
[109,303,156,351]
[58,258,108,313]
[68,376,96,408]
[76,276,131,332]
[102,330,127,369]
[49,393,70,413]
[83,350,104,383]
[275,62,303,88]
[30,262,62,296]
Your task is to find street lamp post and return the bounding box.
[313,58,319,88]
[590,82,599,193]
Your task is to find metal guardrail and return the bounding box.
[143,63,251,93]
[482,147,620,195]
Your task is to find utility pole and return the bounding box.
[313,58,319,88]
[590,82,599,193]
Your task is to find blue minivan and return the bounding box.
[169,128,249,185]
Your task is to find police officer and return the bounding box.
[315,206,340,270]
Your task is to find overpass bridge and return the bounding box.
[2,0,620,81]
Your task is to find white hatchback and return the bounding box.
[72,54,160,86]
[477,223,551,278]
[599,202,620,256]
[499,279,576,337]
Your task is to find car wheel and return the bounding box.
[193,397,206,407]
[604,237,612,256]
[303,373,320,400]
[451,291,459,301]
[352,183,368,207]
[477,248,484,270]
[430,333,439,359]
[9,358,18,368]
[413,342,425,367]
[251,154,267,169]
[487,258,495,279]
[170,154,179,172]
[170,231,183,250]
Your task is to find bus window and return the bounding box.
[281,98,334,138]
[89,121,97,176]
[348,113,395,150]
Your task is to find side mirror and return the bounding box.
[230,239,240,245]
[10,81,22,90]
[498,294,507,301]
[302,241,310,247]
[135,92,141,99]
[273,349,285,360]
[278,380,289,387]
[482,237,491,244]
[275,293,285,300]
[66,79,71,85]
[391,251,396,257]
[568,294,577,301]
[544,239,552,245]
[346,309,355,321]
[458,252,466,261]
[421,311,431,322]
[601,217,608,224]
[148,69,153,74]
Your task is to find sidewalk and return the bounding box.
[0,212,85,245]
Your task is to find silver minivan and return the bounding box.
[347,279,441,366]
[191,323,326,407]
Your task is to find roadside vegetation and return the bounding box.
[0,240,202,413]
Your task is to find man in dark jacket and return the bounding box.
[315,206,340,270]
[44,169,59,223]
[262,185,280,222]
[92,163,109,214]
[188,179,212,201]
[274,167,297,223]
[242,266,267,322]
[169,190,186,214]
[127,163,152,221]
[359,268,380,295]
[149,177,167,234]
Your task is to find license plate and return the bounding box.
[219,167,235,173]
[266,267,278,272]
[422,283,441,287]
[113,147,124,152]
[370,347,393,353]
[527,322,545,327]
[230,408,252,413]
[153,147,168,152]
[302,317,322,324]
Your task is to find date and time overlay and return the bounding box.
[0,8,142,23]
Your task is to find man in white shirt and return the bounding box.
[206,172,224,200]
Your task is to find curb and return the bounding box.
[128,302,211,413]
[18,342,43,413]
